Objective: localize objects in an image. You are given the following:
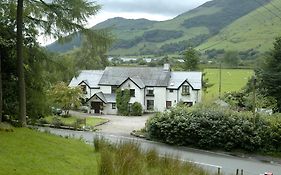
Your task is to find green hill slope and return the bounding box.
[47,0,269,56]
[197,0,281,54]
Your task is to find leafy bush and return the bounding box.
[51,116,63,127]
[131,102,143,116]
[146,105,280,152]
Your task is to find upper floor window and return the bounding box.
[111,86,118,93]
[81,85,87,94]
[130,89,135,97]
[182,85,190,96]
[169,89,174,93]
[146,88,154,96]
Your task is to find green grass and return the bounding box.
[204,68,254,101]
[0,127,211,175]
[44,115,107,127]
[0,128,98,175]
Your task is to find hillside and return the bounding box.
[47,0,272,56]
[197,0,281,54]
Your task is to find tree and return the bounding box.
[183,47,199,71]
[48,82,82,116]
[116,89,131,116]
[222,51,240,68]
[14,0,103,126]
[256,37,281,112]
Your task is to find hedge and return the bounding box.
[146,106,281,152]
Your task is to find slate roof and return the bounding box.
[168,72,202,90]
[98,67,171,87]
[87,92,116,104]
[69,70,104,88]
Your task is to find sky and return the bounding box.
[39,0,211,45]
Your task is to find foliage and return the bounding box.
[116,89,131,116]
[48,82,82,115]
[96,139,209,175]
[255,37,281,112]
[131,102,143,116]
[183,48,200,71]
[146,105,281,152]
[222,51,240,68]
[143,30,183,42]
[44,115,107,128]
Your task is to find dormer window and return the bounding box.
[182,85,190,96]
[81,85,87,94]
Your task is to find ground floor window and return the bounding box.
[166,101,172,109]
[112,103,116,109]
[147,100,154,110]
[183,102,193,107]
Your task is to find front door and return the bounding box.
[91,102,101,113]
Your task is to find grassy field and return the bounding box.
[44,115,107,127]
[204,68,254,101]
[0,127,98,175]
[0,126,210,175]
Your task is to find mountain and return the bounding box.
[197,0,281,54]
[47,0,280,57]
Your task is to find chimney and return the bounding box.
[163,63,170,71]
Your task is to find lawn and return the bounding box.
[0,127,98,175]
[44,115,107,128]
[204,68,254,101]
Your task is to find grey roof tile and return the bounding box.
[98,67,170,87]
[168,72,202,90]
[69,70,103,88]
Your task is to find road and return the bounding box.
[37,127,281,175]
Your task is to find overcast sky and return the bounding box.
[40,0,211,45]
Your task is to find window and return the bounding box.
[130,89,135,97]
[112,103,116,109]
[166,101,172,109]
[81,85,87,94]
[147,100,154,110]
[169,89,173,93]
[111,86,118,93]
[182,85,190,96]
[146,89,154,96]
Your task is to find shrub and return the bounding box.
[0,122,14,132]
[146,105,280,152]
[131,102,143,116]
[51,116,63,128]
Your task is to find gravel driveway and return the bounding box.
[70,110,151,136]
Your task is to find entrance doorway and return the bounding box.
[91,102,102,113]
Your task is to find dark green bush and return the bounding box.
[131,102,143,116]
[146,105,280,152]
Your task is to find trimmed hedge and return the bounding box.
[146,106,281,152]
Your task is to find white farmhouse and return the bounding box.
[69,64,202,115]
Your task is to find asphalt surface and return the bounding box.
[37,127,281,175]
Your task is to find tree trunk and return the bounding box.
[0,53,2,123]
[16,0,26,126]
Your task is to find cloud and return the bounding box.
[94,0,211,16]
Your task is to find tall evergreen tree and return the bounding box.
[13,0,105,126]
[183,47,199,71]
[256,37,281,112]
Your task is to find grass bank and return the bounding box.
[0,127,98,175]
